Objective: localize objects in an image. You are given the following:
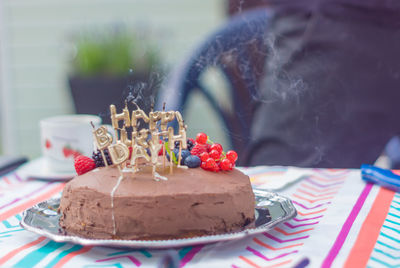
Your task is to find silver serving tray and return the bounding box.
[20,189,296,248]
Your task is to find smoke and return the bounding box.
[258,35,308,104]
[122,67,165,113]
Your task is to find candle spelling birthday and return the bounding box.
[91,103,191,180]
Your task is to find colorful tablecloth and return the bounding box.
[0,166,398,268]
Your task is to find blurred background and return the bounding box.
[0,0,264,159]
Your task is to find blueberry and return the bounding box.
[182,150,192,164]
[171,148,191,164]
[172,148,179,158]
[184,155,201,168]
[174,141,180,149]
[187,142,194,151]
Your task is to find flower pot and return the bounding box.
[69,73,156,124]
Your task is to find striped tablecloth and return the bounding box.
[0,166,398,268]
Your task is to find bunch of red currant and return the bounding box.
[191,132,238,172]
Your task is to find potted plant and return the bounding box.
[68,27,163,124]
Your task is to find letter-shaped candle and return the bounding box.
[108,141,130,165]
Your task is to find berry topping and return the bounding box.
[220,158,233,171]
[174,141,180,148]
[184,155,201,168]
[206,143,211,152]
[213,164,220,172]
[92,149,113,167]
[205,158,217,170]
[175,139,195,151]
[173,149,191,164]
[209,149,221,160]
[191,144,208,156]
[226,150,238,163]
[210,143,223,153]
[196,132,208,145]
[200,152,210,162]
[201,161,208,170]
[187,139,195,151]
[74,155,96,175]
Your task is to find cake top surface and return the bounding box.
[68,166,251,197]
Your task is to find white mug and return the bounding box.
[40,115,101,173]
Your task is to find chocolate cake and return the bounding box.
[59,165,255,240]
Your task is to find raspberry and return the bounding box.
[74,155,96,175]
[92,149,113,167]
[191,144,208,156]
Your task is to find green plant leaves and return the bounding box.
[72,29,161,77]
[165,141,178,165]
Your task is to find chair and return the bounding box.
[157,9,271,163]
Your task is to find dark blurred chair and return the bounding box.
[157,9,271,163]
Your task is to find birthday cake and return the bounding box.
[59,103,255,240]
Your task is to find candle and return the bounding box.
[160,111,175,132]
[92,125,113,166]
[148,132,163,180]
[108,141,130,165]
[131,108,149,130]
[149,111,161,132]
[110,104,131,140]
[166,111,188,169]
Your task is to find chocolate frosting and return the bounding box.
[59,166,255,240]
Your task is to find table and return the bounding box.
[0,166,397,267]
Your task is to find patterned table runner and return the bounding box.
[0,167,397,267]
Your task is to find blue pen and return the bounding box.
[361,164,400,192]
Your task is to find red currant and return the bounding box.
[210,143,223,153]
[200,152,210,162]
[201,161,208,170]
[205,158,217,170]
[213,165,220,172]
[206,143,211,152]
[226,150,238,163]
[196,132,208,144]
[220,158,233,171]
[209,149,221,160]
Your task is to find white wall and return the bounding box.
[0,0,226,158]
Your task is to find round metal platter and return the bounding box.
[20,189,296,249]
